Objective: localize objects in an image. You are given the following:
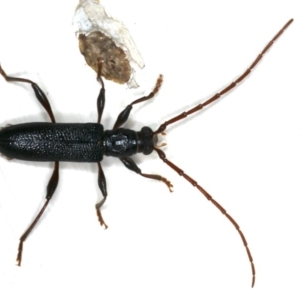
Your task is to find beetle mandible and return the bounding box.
[0,19,293,287]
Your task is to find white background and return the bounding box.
[0,0,299,299]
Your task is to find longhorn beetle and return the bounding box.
[0,19,293,287]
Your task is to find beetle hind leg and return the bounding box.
[16,161,59,266]
[0,64,56,123]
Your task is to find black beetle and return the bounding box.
[0,19,293,287]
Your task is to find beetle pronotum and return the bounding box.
[0,19,293,287]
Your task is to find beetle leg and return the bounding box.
[96,63,106,124]
[16,161,59,266]
[95,162,108,229]
[0,153,13,160]
[0,64,56,123]
[119,157,173,192]
[113,75,163,129]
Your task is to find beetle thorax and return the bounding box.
[103,127,154,157]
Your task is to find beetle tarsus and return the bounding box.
[16,241,23,266]
[95,206,108,229]
[161,177,173,192]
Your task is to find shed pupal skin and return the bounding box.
[74,0,145,87]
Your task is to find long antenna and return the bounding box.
[154,19,293,135]
[154,19,293,287]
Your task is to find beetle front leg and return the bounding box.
[95,162,108,229]
[119,157,173,192]
[17,161,59,266]
[113,75,163,129]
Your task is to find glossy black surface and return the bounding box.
[0,123,154,162]
[0,123,105,162]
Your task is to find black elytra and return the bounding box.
[0,19,293,287]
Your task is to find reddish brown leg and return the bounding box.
[113,75,163,129]
[119,157,173,192]
[154,148,255,287]
[0,64,56,123]
[154,19,293,134]
[17,161,59,266]
[95,162,108,229]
